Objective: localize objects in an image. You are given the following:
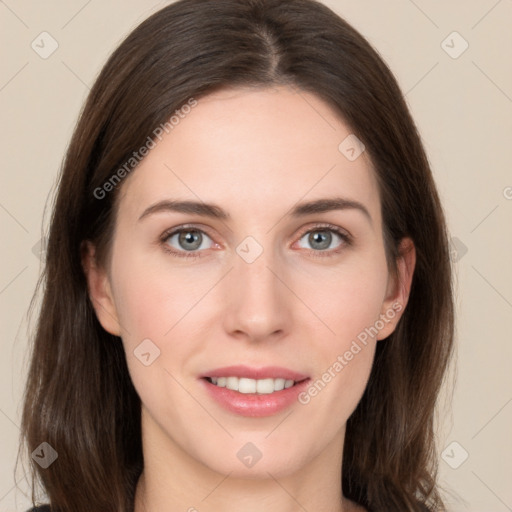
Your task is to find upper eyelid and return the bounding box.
[296,223,350,238]
[161,223,216,242]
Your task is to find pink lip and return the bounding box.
[199,365,309,381]
[198,365,310,417]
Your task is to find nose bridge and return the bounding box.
[223,238,290,340]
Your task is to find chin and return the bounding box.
[191,435,312,480]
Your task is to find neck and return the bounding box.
[135,473,357,512]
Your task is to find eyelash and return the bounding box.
[159,223,352,260]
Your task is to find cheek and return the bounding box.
[111,250,211,342]
[297,282,381,432]
[110,256,202,419]
[295,251,389,405]
[109,252,213,390]
[301,250,390,344]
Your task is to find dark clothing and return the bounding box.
[26,507,51,512]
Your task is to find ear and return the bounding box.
[81,241,122,336]
[376,237,416,341]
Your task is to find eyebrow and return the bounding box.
[138,197,372,225]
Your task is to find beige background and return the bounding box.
[1,1,511,510]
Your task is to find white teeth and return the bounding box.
[273,378,285,391]
[208,376,298,394]
[239,378,256,393]
[284,379,294,389]
[226,376,238,390]
[257,378,276,394]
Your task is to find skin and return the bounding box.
[84,85,415,512]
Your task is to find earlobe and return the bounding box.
[81,241,122,336]
[377,237,416,340]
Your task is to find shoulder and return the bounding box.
[26,506,51,512]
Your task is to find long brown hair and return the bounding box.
[19,0,454,510]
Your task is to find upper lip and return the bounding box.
[200,365,309,382]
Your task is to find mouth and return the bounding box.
[203,376,308,395]
[199,365,311,417]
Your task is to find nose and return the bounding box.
[222,245,292,343]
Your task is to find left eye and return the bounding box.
[296,228,347,252]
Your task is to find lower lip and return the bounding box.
[200,378,311,417]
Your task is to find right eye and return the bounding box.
[161,226,217,259]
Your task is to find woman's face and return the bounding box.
[86,85,413,479]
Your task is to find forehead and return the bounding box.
[117,85,381,226]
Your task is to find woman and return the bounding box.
[19,0,454,510]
